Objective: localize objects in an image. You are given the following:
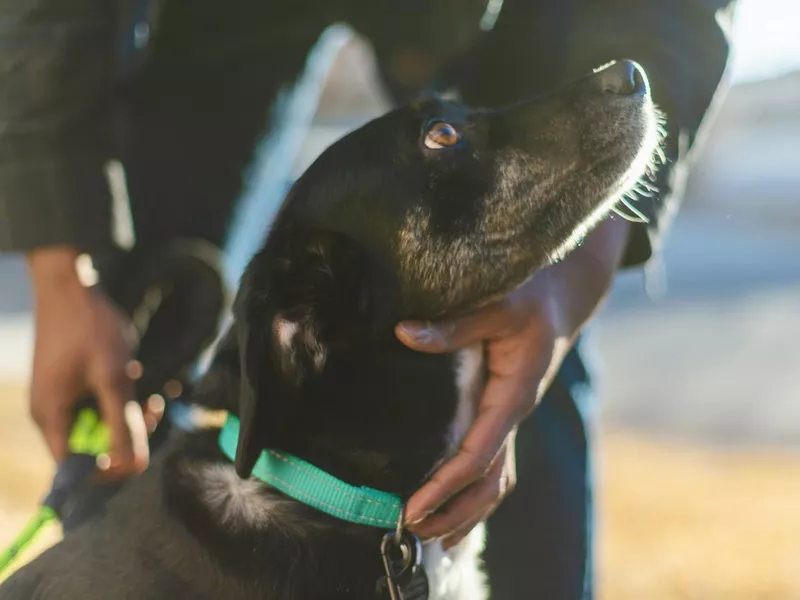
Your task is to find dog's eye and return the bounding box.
[424,122,460,149]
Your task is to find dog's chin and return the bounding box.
[393,106,662,321]
[544,101,661,261]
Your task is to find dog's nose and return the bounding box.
[593,60,646,95]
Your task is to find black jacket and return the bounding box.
[0,0,737,266]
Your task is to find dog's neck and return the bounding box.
[261,336,475,497]
[208,223,486,500]
[171,339,485,599]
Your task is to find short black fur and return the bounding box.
[0,60,659,600]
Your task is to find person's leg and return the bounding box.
[482,341,596,600]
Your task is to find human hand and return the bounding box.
[396,217,631,548]
[396,268,565,549]
[27,248,162,478]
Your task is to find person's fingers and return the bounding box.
[29,389,70,463]
[396,296,528,353]
[93,367,136,471]
[410,449,506,541]
[98,401,150,479]
[125,400,150,472]
[439,438,516,550]
[440,512,490,551]
[405,381,522,523]
[142,393,166,435]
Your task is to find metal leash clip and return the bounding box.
[377,507,429,600]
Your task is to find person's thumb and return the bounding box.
[396,299,521,353]
[395,320,457,353]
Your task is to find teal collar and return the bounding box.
[218,415,403,529]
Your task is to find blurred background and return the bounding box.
[1,0,798,597]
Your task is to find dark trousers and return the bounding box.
[108,2,595,597]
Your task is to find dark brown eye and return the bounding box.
[424,122,460,149]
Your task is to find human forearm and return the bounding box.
[543,216,630,343]
[506,215,629,402]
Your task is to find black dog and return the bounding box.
[0,59,659,599]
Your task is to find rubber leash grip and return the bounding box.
[41,454,100,517]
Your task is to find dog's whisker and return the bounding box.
[655,146,667,166]
[634,179,658,193]
[611,204,649,224]
[611,205,642,222]
[612,191,651,224]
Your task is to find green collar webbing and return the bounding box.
[218,415,403,529]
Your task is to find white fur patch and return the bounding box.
[190,347,489,596]
[447,345,485,457]
[424,525,488,600]
[422,344,489,599]
[275,318,299,351]
[193,463,293,531]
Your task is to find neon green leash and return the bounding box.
[218,415,403,528]
[0,409,111,577]
[0,506,57,575]
[66,409,111,456]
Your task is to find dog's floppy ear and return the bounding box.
[231,226,390,478]
[232,293,325,478]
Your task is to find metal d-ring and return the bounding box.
[378,505,427,599]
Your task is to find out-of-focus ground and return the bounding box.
[599,435,800,600]
[1,35,799,598]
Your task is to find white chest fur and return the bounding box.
[446,344,485,458]
[423,344,488,600]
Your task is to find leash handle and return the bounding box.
[0,415,107,578]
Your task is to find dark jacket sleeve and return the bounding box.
[450,0,737,268]
[0,0,117,253]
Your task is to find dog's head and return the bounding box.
[215,60,660,484]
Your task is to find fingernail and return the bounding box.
[399,322,434,344]
[399,322,453,348]
[405,509,431,526]
[96,453,112,471]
